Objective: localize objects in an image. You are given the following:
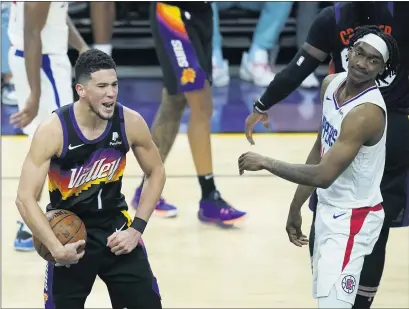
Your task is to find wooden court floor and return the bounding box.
[2,134,408,308]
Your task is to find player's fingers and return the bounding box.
[72,239,86,248]
[110,243,123,253]
[114,248,128,256]
[76,250,85,259]
[245,122,255,145]
[9,111,24,123]
[106,232,119,247]
[288,229,303,247]
[262,120,269,130]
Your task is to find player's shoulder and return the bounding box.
[30,110,64,156]
[315,5,336,23]
[120,103,150,144]
[320,73,344,101]
[341,103,386,137]
[35,111,63,139]
[120,103,146,125]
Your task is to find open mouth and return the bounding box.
[102,102,114,109]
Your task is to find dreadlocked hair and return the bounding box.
[347,25,400,85]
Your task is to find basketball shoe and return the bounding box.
[14,221,35,251]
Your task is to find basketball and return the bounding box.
[33,209,87,262]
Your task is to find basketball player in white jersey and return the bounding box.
[8,2,89,251]
[238,30,399,308]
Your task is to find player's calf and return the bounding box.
[352,285,378,309]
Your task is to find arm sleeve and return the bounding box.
[255,6,337,112]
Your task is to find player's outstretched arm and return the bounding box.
[15,114,66,253]
[124,107,166,233]
[240,104,385,188]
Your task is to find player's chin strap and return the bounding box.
[355,33,389,62]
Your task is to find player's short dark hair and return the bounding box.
[74,49,117,83]
[347,25,400,85]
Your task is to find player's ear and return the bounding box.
[75,83,86,98]
[378,64,386,76]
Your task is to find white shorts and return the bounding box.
[8,46,73,139]
[312,203,384,305]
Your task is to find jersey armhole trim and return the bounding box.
[118,103,130,151]
[55,109,68,158]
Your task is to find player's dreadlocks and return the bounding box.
[347,25,400,85]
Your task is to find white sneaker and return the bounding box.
[212,58,230,87]
[1,83,17,106]
[301,73,320,88]
[239,50,275,87]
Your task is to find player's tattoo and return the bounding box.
[150,90,186,162]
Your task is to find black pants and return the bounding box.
[309,111,409,308]
[150,2,213,95]
[43,211,161,309]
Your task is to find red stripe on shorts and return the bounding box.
[342,204,383,271]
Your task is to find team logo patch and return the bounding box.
[181,68,196,85]
[341,275,356,294]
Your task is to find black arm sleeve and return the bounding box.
[254,6,337,112]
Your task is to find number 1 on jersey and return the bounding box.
[97,188,103,209]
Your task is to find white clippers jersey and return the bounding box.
[8,2,69,55]
[317,72,387,209]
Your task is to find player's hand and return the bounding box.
[286,209,308,247]
[53,240,86,268]
[238,151,268,175]
[245,110,270,145]
[107,227,141,255]
[9,93,40,129]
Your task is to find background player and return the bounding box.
[244,3,409,307]
[131,1,246,226]
[15,49,164,309]
[239,29,398,307]
[8,1,89,251]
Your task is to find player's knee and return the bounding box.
[184,82,213,120]
[165,91,187,118]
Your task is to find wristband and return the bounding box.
[130,217,147,234]
[253,99,269,113]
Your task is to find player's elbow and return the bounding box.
[312,165,336,189]
[315,174,335,189]
[15,194,28,215]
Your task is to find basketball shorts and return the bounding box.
[43,210,161,309]
[150,2,213,95]
[8,46,73,140]
[312,203,384,305]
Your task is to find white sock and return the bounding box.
[22,223,32,235]
[93,43,112,56]
[318,286,352,308]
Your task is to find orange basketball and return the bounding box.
[33,209,87,262]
